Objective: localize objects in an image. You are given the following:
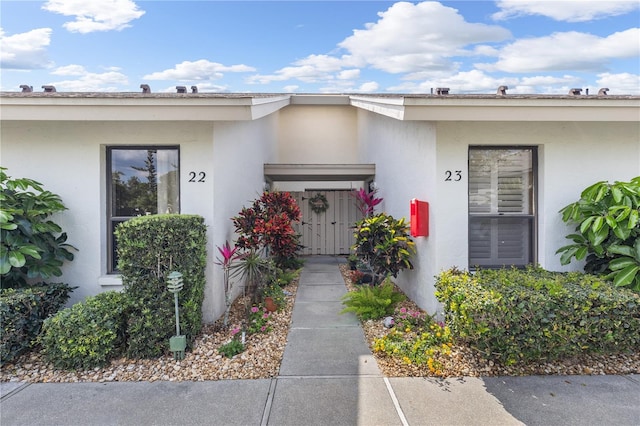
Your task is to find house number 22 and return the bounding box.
[445,170,462,181]
[188,172,206,182]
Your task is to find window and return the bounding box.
[107,147,180,272]
[468,147,536,268]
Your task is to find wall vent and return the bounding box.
[436,87,450,95]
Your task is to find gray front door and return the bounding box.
[292,191,362,255]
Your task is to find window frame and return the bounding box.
[106,145,180,273]
[467,145,538,269]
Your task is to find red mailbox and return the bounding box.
[410,199,429,237]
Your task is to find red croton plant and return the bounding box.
[232,191,301,265]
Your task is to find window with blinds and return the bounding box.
[468,147,536,267]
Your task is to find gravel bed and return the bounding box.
[1,280,298,383]
[3,265,639,383]
[339,264,640,378]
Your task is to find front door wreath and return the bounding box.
[309,193,329,214]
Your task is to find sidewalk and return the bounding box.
[2,256,639,425]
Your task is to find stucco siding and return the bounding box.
[357,110,440,314]
[278,105,358,164]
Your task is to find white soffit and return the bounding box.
[264,164,375,181]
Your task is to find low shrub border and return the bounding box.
[40,291,129,370]
[435,266,640,365]
[0,283,73,364]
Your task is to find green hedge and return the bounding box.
[115,214,207,359]
[40,291,129,370]
[0,283,73,364]
[435,267,640,365]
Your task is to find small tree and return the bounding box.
[352,213,415,285]
[557,178,640,291]
[0,168,76,288]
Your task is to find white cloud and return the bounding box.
[43,0,145,33]
[358,81,380,92]
[144,60,256,81]
[0,27,53,69]
[339,1,511,73]
[493,0,640,22]
[386,70,587,94]
[337,69,360,80]
[596,72,640,95]
[282,85,300,92]
[477,29,640,73]
[48,64,128,91]
[249,2,510,88]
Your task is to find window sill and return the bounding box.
[98,275,123,288]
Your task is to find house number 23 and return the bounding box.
[188,172,206,182]
[445,170,462,181]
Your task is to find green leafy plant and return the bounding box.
[340,279,406,320]
[557,178,640,291]
[218,328,244,358]
[0,282,74,364]
[115,214,207,358]
[352,213,415,285]
[40,291,130,370]
[218,339,245,358]
[0,168,76,288]
[435,266,640,365]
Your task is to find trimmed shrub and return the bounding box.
[115,214,207,358]
[341,279,406,320]
[435,267,640,365]
[40,291,129,370]
[0,282,73,364]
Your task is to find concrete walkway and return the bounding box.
[1,256,639,425]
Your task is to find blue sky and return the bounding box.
[1,1,639,94]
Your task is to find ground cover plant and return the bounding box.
[557,177,640,291]
[340,279,406,320]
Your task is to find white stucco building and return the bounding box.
[1,89,638,322]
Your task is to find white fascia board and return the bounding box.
[0,95,291,121]
[401,97,640,122]
[349,96,406,120]
[251,95,291,119]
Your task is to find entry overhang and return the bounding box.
[264,164,375,181]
